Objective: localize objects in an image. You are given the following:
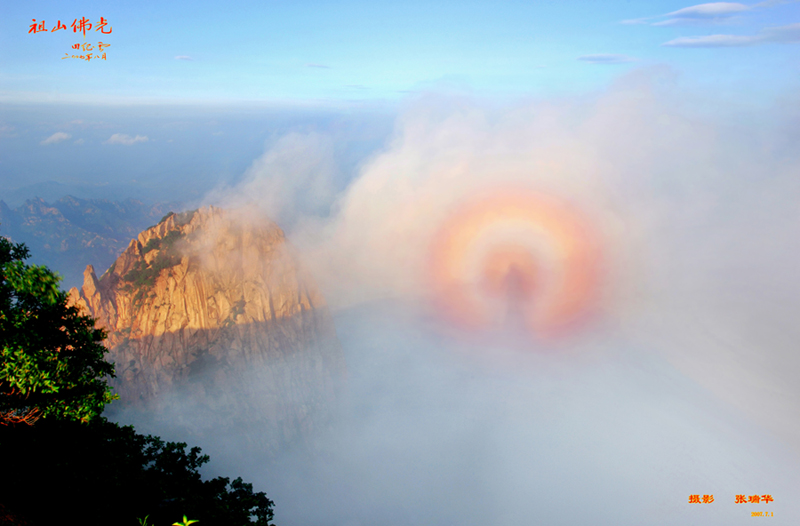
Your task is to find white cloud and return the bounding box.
[74,138,85,145]
[41,132,71,145]
[663,33,760,46]
[291,72,800,453]
[189,73,800,523]
[175,55,192,60]
[577,54,637,64]
[207,132,337,228]
[651,17,733,26]
[766,21,800,42]
[105,133,149,145]
[662,22,800,46]
[667,2,750,18]
[622,1,773,26]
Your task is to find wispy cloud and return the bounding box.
[105,133,149,145]
[41,132,71,145]
[764,21,800,41]
[577,54,637,64]
[74,138,85,145]
[174,55,192,61]
[663,22,800,46]
[622,2,768,26]
[668,2,751,18]
[651,17,734,26]
[663,34,759,46]
[306,63,330,69]
[624,2,800,46]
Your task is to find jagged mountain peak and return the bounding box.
[72,205,324,339]
[69,205,345,453]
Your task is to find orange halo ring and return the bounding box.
[428,188,602,339]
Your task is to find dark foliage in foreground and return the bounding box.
[0,417,274,526]
[0,236,117,425]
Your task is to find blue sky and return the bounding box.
[0,1,798,204]
[1,0,798,103]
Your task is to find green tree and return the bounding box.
[0,236,117,425]
[0,235,276,525]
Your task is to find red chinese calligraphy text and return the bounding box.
[71,17,93,38]
[29,20,47,34]
[95,17,112,34]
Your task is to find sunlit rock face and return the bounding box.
[69,206,346,456]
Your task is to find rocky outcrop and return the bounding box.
[69,206,346,455]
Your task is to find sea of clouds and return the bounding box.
[129,67,800,525]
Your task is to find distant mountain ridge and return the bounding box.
[0,196,184,289]
[0,181,166,209]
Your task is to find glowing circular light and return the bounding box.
[428,188,601,339]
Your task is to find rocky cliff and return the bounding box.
[69,206,346,455]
